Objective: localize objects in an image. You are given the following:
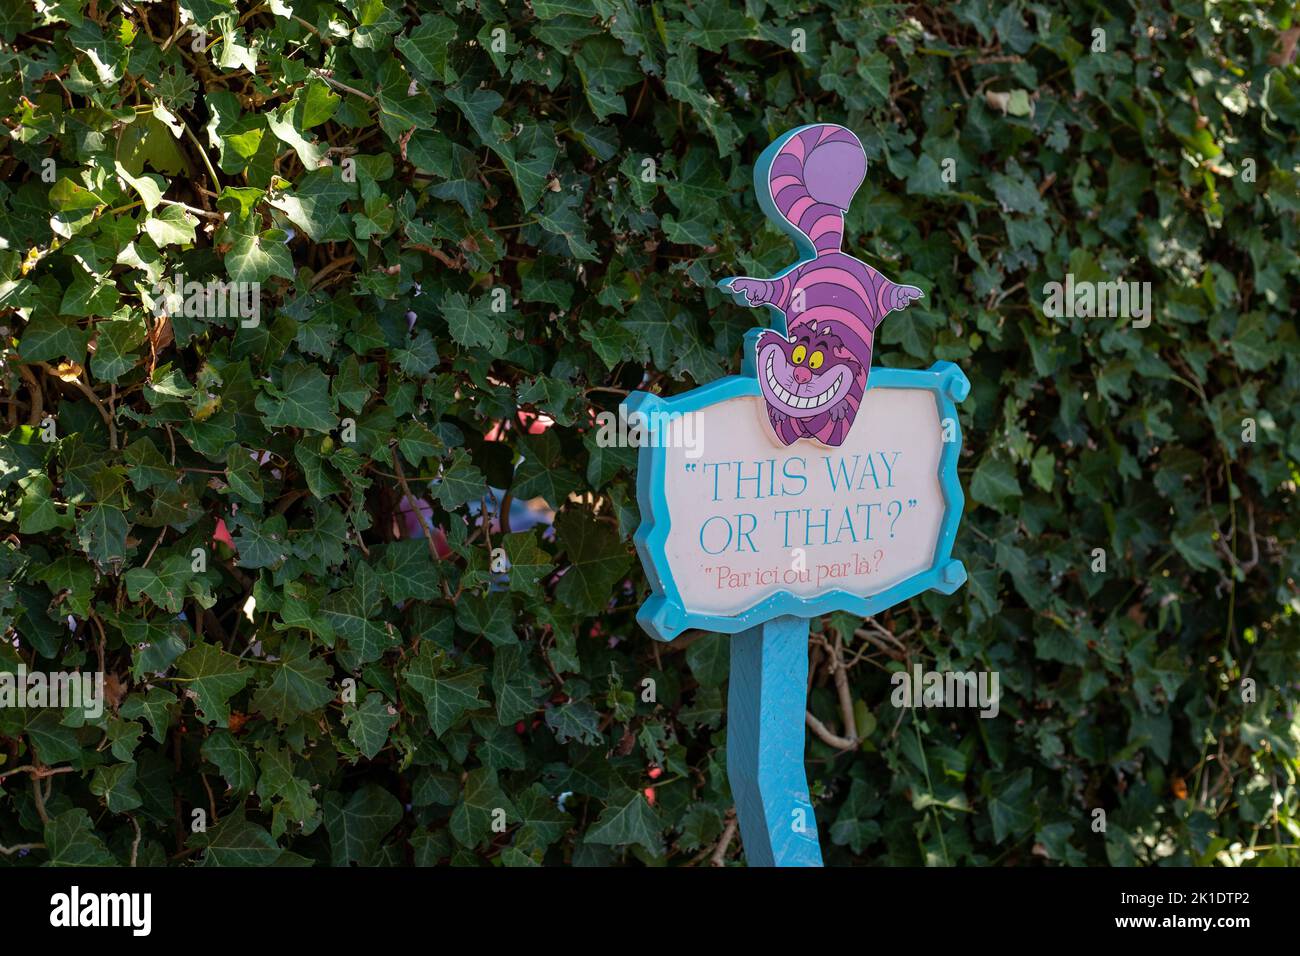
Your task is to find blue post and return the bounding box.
[726,615,823,867]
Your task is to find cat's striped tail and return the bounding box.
[766,124,867,256]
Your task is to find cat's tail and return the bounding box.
[764,124,866,256]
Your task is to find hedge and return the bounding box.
[0,0,1297,867]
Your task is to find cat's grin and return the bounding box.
[762,348,851,415]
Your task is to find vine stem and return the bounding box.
[912,716,951,866]
[390,445,438,563]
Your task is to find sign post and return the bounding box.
[628,125,969,866]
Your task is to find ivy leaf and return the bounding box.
[432,449,486,510]
[512,430,582,508]
[75,502,129,566]
[500,529,553,597]
[19,474,73,533]
[322,588,397,665]
[545,699,602,744]
[202,730,257,796]
[90,762,143,813]
[448,767,516,848]
[970,456,1021,511]
[455,591,517,647]
[402,642,486,736]
[344,691,397,760]
[177,641,251,726]
[553,509,631,615]
[225,224,294,284]
[372,539,441,602]
[191,812,303,867]
[441,290,506,352]
[324,785,403,866]
[18,315,91,363]
[513,783,571,854]
[123,555,208,613]
[143,204,198,246]
[395,14,458,83]
[270,166,357,242]
[585,788,663,856]
[255,363,335,433]
[230,512,289,569]
[43,809,117,866]
[988,768,1035,843]
[120,688,176,744]
[252,637,335,724]
[491,644,545,725]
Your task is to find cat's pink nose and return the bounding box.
[792,365,812,384]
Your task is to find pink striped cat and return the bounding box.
[720,124,923,447]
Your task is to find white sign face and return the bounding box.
[659,388,946,618]
[631,361,968,641]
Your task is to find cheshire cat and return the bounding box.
[720,124,923,447]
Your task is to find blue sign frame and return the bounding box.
[628,347,970,643]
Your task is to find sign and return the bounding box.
[629,124,969,866]
[630,358,968,641]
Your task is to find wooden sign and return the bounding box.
[629,124,969,866]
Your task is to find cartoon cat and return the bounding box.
[720,124,923,447]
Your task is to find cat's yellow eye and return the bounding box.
[792,345,807,365]
[809,350,824,370]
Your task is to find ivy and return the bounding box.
[0,0,1297,868]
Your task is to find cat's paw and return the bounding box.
[725,277,770,306]
[893,284,925,309]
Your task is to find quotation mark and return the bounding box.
[684,463,697,471]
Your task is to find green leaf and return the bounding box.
[432,449,486,510]
[18,315,91,363]
[553,509,631,615]
[202,730,258,795]
[252,636,335,724]
[448,767,516,848]
[491,644,545,725]
[500,530,553,597]
[144,204,198,246]
[511,430,581,508]
[585,788,663,856]
[402,642,485,736]
[395,15,459,83]
[970,456,1021,511]
[270,167,357,243]
[441,290,506,352]
[43,809,116,866]
[191,812,299,867]
[255,363,335,432]
[324,785,403,866]
[91,762,143,812]
[225,224,294,284]
[76,501,129,566]
[372,539,441,602]
[177,641,251,726]
[344,691,397,759]
[988,768,1035,843]
[120,688,176,744]
[322,588,397,665]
